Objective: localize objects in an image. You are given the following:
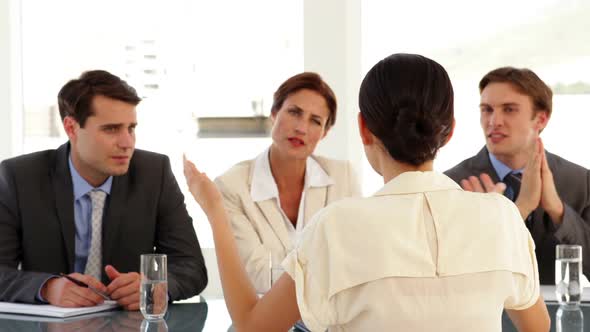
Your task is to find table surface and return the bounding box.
[1,292,587,331]
[0,297,222,332]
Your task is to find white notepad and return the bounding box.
[0,300,119,318]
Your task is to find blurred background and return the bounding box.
[2,0,589,243]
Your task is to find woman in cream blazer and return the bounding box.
[214,73,361,292]
[184,54,550,331]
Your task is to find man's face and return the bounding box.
[66,95,137,186]
[479,82,548,161]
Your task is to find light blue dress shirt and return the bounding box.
[488,152,523,200]
[36,157,113,302]
[68,156,112,273]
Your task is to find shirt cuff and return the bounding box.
[36,275,60,303]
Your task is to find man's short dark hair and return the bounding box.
[479,67,552,118]
[57,70,141,127]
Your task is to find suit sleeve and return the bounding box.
[214,178,272,293]
[0,161,54,303]
[155,156,207,301]
[553,169,590,279]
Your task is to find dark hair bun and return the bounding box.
[359,53,454,166]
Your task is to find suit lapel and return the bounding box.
[471,147,502,182]
[304,186,327,226]
[255,199,291,251]
[52,143,76,272]
[247,157,292,251]
[102,172,129,269]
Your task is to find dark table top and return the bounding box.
[1,297,587,331]
[0,300,212,332]
[502,302,588,331]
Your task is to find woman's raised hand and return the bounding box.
[183,155,224,218]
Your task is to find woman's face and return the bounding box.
[270,89,331,160]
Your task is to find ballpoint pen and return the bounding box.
[59,273,112,301]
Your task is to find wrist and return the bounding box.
[515,200,534,220]
[207,200,224,214]
[40,277,57,302]
[547,200,565,225]
[206,207,229,225]
[40,284,48,301]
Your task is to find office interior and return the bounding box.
[1,0,589,300]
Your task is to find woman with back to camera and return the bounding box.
[213,72,361,293]
[184,54,550,331]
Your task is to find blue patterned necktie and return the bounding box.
[503,172,533,227]
[503,172,522,202]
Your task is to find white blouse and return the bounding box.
[250,147,334,245]
[283,171,540,332]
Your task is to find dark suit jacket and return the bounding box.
[0,143,207,303]
[445,147,590,284]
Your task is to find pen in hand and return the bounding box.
[59,273,112,301]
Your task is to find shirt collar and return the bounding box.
[488,152,523,180]
[68,155,112,200]
[250,147,334,202]
[373,171,461,197]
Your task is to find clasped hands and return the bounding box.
[41,265,141,310]
[460,138,564,224]
[41,155,222,311]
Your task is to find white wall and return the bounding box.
[303,0,363,175]
[0,0,23,161]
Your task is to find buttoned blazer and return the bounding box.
[0,143,208,303]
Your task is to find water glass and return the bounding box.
[140,254,168,320]
[555,245,583,305]
[270,253,285,287]
[557,304,584,332]
[141,319,169,332]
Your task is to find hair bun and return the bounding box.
[359,53,454,166]
[386,102,438,165]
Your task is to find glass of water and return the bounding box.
[256,252,286,296]
[140,254,168,320]
[556,304,584,332]
[270,252,285,287]
[555,244,583,306]
[141,319,169,332]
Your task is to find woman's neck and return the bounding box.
[268,145,306,189]
[381,157,433,184]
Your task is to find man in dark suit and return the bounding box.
[0,70,207,309]
[445,67,590,284]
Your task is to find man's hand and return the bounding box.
[41,273,106,308]
[460,173,506,194]
[539,141,564,224]
[515,138,543,219]
[105,265,141,311]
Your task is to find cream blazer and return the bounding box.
[283,171,540,332]
[214,154,361,292]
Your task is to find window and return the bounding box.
[21,0,303,247]
[361,0,590,194]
